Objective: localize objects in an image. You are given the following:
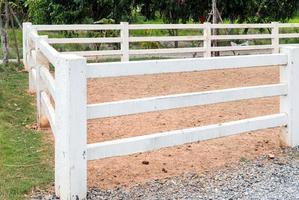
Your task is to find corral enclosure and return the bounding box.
[23,22,299,200]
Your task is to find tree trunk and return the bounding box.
[4,0,9,29]
[9,8,20,64]
[212,0,219,56]
[0,3,9,65]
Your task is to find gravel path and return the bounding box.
[33,147,299,200]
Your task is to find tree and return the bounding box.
[135,0,298,24]
[25,0,135,24]
[0,0,10,65]
[24,0,298,25]
[218,0,297,23]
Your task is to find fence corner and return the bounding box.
[55,55,87,199]
[280,46,299,147]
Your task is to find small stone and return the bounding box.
[268,154,275,159]
[162,168,168,173]
[40,116,50,128]
[27,89,36,95]
[142,160,149,165]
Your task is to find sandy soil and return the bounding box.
[84,66,284,189]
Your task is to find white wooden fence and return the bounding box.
[23,22,299,200]
[23,22,299,62]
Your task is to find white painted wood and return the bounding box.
[203,22,211,57]
[280,46,299,147]
[129,47,205,55]
[120,22,129,61]
[35,38,50,126]
[271,22,279,53]
[27,23,299,61]
[28,29,38,91]
[87,84,287,119]
[41,91,56,135]
[28,58,35,91]
[279,33,299,39]
[129,24,205,30]
[22,22,32,70]
[30,23,294,33]
[38,39,61,66]
[129,36,205,42]
[32,24,121,31]
[29,30,41,42]
[40,66,55,100]
[211,23,273,29]
[86,54,287,78]
[211,45,274,52]
[48,37,121,44]
[31,67,37,86]
[87,113,287,160]
[211,34,273,40]
[278,23,299,28]
[55,54,87,199]
[61,50,122,57]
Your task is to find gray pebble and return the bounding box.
[32,146,299,200]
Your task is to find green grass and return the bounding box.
[0,29,23,59]
[0,63,53,200]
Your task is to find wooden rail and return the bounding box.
[87,114,288,160]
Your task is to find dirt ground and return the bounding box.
[84,66,284,189]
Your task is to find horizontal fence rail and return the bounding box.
[211,34,273,40]
[87,113,288,160]
[39,67,55,100]
[62,50,123,57]
[33,24,122,31]
[41,91,56,134]
[23,21,299,200]
[129,36,205,42]
[86,54,287,78]
[87,84,287,119]
[48,37,122,44]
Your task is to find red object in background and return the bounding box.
[200,16,206,23]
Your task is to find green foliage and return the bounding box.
[24,0,135,24]
[21,0,299,25]
[150,0,298,24]
[24,0,91,24]
[220,0,298,23]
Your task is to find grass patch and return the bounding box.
[0,63,53,200]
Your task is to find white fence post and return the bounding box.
[27,28,38,92]
[280,46,299,147]
[55,55,87,199]
[22,22,32,70]
[120,22,129,61]
[35,36,49,126]
[203,22,211,57]
[271,22,279,53]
